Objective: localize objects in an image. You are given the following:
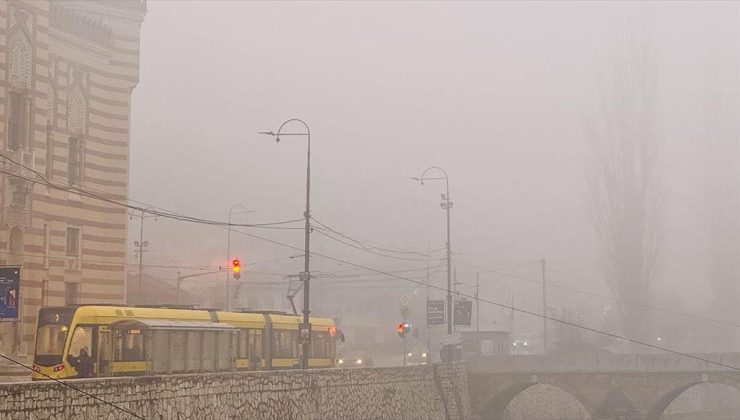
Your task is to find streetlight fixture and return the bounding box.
[259,118,312,370]
[226,204,254,311]
[411,167,453,335]
[130,207,157,305]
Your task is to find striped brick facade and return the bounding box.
[0,0,145,356]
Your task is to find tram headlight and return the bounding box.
[338,359,344,365]
[355,359,362,365]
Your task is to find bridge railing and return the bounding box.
[466,353,740,373]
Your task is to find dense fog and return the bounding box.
[129,1,739,355]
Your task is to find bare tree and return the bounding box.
[586,9,661,345]
[699,38,740,347]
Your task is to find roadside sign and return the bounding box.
[299,323,311,344]
[454,299,472,326]
[427,300,445,326]
[0,267,20,320]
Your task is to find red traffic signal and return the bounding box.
[232,258,241,279]
[397,322,411,337]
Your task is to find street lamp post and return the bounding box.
[412,167,453,335]
[259,119,312,369]
[130,207,156,305]
[226,205,254,311]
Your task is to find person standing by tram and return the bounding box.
[68,347,93,378]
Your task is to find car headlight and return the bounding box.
[338,359,344,364]
[407,352,412,357]
[422,353,427,358]
[355,359,362,364]
[523,342,528,346]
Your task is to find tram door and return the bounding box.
[97,327,112,377]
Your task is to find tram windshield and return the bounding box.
[34,307,75,366]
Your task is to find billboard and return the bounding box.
[454,299,472,326]
[426,300,445,326]
[0,267,20,320]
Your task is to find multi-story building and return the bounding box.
[0,1,145,357]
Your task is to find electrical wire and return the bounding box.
[223,225,740,371]
[0,353,145,419]
[0,156,304,230]
[313,228,446,263]
[456,260,740,330]
[3,153,738,370]
[310,216,443,257]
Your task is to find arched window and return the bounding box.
[8,32,32,89]
[8,226,23,266]
[68,85,86,134]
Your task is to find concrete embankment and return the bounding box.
[0,362,470,419]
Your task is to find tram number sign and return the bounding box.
[299,323,311,344]
[427,300,445,326]
[0,267,20,320]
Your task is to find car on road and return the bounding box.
[337,351,373,368]
[406,351,428,365]
[511,339,531,355]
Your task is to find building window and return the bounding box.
[8,92,27,151]
[8,226,23,266]
[46,127,54,179]
[42,223,49,267]
[66,227,80,257]
[8,178,29,208]
[65,282,79,306]
[68,137,82,185]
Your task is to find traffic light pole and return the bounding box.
[402,314,407,366]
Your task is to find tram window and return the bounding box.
[249,330,262,359]
[35,324,68,356]
[237,330,249,359]
[202,331,216,371]
[272,330,297,358]
[114,330,144,361]
[311,332,329,358]
[68,326,93,357]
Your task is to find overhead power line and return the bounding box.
[0,155,304,230]
[310,216,443,257]
[313,228,445,263]
[456,260,740,330]
[223,224,740,371]
[2,153,737,370]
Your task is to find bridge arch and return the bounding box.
[645,374,740,419]
[480,378,595,420]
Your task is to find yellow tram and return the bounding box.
[31,305,336,380]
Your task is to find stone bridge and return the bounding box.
[466,353,740,420]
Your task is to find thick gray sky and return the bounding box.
[129,1,739,343]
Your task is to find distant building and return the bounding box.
[0,1,146,356]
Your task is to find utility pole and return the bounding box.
[541,257,548,354]
[425,242,431,361]
[475,271,480,354]
[403,312,408,366]
[131,208,155,305]
[452,267,458,333]
[260,119,312,370]
[137,210,144,304]
[413,167,453,335]
[226,205,253,311]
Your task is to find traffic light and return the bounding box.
[232,258,241,279]
[397,322,412,337]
